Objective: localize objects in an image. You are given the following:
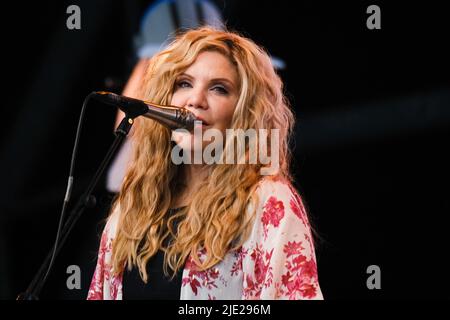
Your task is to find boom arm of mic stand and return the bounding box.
[17,116,134,300]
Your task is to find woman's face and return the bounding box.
[170,51,240,156]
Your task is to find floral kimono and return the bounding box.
[87,176,323,300]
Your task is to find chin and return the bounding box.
[172,132,206,153]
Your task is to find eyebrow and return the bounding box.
[178,73,237,89]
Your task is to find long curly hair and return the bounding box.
[111,26,295,282]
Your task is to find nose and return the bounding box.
[185,87,208,110]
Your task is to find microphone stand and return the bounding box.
[17,116,135,300]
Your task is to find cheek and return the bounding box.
[215,104,236,128]
[170,91,184,106]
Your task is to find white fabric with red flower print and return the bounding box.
[87,176,323,300]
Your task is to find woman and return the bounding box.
[87,27,323,300]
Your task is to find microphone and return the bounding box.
[93,91,196,130]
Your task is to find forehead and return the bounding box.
[182,51,239,83]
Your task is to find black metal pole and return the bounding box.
[17,116,134,300]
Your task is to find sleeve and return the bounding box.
[241,179,323,300]
[87,206,122,300]
[86,226,109,300]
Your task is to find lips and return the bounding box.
[194,116,209,126]
[189,117,211,133]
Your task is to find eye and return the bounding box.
[175,80,192,89]
[211,85,229,95]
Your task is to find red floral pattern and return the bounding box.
[86,231,108,300]
[230,247,246,276]
[261,196,285,239]
[181,248,223,298]
[87,213,122,300]
[280,240,318,299]
[87,177,323,300]
[288,183,310,229]
[242,245,274,299]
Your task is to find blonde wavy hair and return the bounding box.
[111,26,295,282]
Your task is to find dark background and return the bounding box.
[1,0,449,299]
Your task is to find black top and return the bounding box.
[122,207,185,300]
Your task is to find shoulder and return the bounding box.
[254,175,297,200]
[241,175,323,299]
[253,175,306,217]
[247,175,313,242]
[103,203,121,239]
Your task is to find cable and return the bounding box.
[30,92,96,297]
